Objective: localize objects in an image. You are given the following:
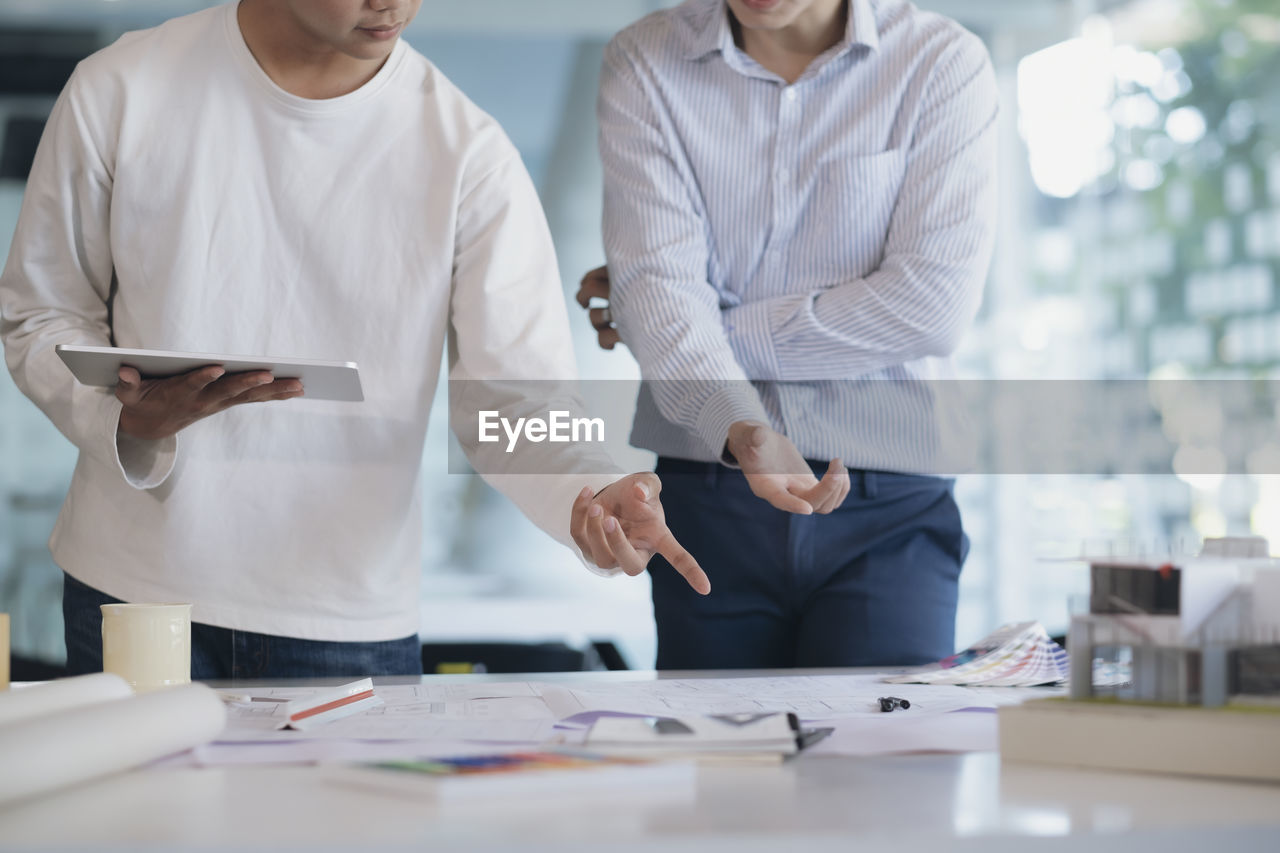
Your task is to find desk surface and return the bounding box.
[2,670,1278,851]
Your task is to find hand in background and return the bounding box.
[727,420,850,515]
[570,473,710,595]
[575,265,622,351]
[115,365,304,441]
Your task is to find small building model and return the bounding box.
[1069,536,1280,707]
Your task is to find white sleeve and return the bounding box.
[446,137,624,574]
[0,66,175,489]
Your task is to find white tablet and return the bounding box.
[55,344,363,402]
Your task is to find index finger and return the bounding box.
[655,531,710,595]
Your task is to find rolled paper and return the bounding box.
[0,673,133,727]
[0,682,226,805]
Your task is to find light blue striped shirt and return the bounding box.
[599,0,998,472]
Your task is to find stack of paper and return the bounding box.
[199,671,1070,766]
[884,622,1069,687]
[538,674,998,720]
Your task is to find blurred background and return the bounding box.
[1,0,1277,672]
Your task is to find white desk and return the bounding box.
[2,670,1278,851]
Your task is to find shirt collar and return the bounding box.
[683,1,733,60]
[683,0,880,62]
[848,0,880,53]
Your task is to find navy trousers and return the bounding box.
[648,458,968,670]
[62,573,421,679]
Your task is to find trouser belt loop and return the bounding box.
[706,461,720,489]
[862,470,878,499]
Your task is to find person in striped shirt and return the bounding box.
[576,0,998,669]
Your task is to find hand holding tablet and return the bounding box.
[55,345,363,402]
[56,345,363,440]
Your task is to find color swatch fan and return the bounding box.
[884,622,1069,687]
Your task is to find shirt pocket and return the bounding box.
[808,148,909,281]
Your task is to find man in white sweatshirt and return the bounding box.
[0,0,708,678]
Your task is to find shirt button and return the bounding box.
[778,168,790,181]
[784,88,797,102]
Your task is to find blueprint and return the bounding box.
[536,674,1025,721]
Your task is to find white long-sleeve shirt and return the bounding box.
[0,3,620,641]
[600,0,998,470]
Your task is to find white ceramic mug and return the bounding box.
[100,603,192,692]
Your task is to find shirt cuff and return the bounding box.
[723,297,784,382]
[109,399,177,490]
[692,384,771,464]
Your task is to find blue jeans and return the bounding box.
[648,458,968,670]
[62,573,421,678]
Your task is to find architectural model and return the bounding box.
[1069,536,1280,706]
